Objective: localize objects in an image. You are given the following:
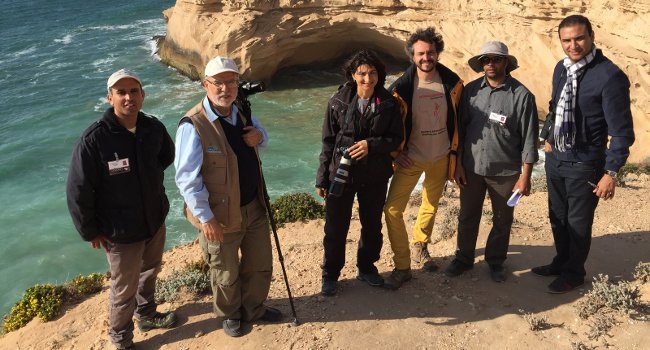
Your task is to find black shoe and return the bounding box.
[444,259,473,277]
[259,307,283,323]
[531,264,561,277]
[547,277,584,294]
[117,345,136,350]
[321,279,338,296]
[222,318,243,337]
[489,264,506,283]
[357,272,384,287]
[423,260,440,272]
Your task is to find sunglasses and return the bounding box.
[480,56,505,65]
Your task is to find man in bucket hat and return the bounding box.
[444,41,539,282]
[174,56,282,337]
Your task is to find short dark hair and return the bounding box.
[405,27,445,58]
[558,15,593,36]
[343,49,387,88]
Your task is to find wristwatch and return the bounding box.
[605,170,618,179]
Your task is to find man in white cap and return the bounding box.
[67,69,177,350]
[444,41,539,282]
[174,56,281,337]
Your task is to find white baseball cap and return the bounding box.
[107,68,142,91]
[204,56,240,77]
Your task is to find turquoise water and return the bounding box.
[0,0,339,316]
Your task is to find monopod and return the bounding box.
[260,174,300,327]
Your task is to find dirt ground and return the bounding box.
[2,175,649,350]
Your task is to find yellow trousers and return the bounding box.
[384,156,448,269]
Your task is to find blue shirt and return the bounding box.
[174,96,269,223]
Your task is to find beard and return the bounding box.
[416,59,436,73]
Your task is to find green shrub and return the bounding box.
[271,192,325,228]
[65,273,106,297]
[618,163,650,178]
[575,274,640,319]
[155,269,210,304]
[2,284,65,333]
[185,259,209,274]
[632,262,650,283]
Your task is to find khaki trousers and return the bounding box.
[385,156,448,270]
[107,225,165,349]
[199,198,273,321]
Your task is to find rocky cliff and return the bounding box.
[159,0,649,161]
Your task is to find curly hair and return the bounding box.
[405,27,445,58]
[343,49,387,88]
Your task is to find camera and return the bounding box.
[328,147,354,198]
[239,80,265,97]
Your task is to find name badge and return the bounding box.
[108,158,130,175]
[489,112,507,125]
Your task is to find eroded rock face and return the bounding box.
[160,0,650,161]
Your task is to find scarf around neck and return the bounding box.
[553,46,597,152]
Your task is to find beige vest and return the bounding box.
[182,102,264,233]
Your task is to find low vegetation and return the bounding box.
[271,192,325,228]
[575,274,641,319]
[2,273,107,334]
[154,261,210,304]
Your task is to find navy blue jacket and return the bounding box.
[548,49,634,172]
[67,108,174,243]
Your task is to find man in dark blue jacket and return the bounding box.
[534,15,635,294]
[67,69,176,349]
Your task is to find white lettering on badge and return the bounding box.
[108,158,130,175]
[489,112,508,125]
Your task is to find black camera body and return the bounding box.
[328,147,354,198]
[239,80,265,98]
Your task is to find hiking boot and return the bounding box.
[443,259,473,277]
[136,311,177,332]
[357,271,384,287]
[411,242,433,264]
[383,269,412,290]
[222,318,243,337]
[321,279,338,296]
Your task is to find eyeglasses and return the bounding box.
[480,56,505,65]
[206,78,239,89]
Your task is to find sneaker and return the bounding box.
[136,311,177,332]
[383,269,412,290]
[357,272,384,287]
[222,318,243,337]
[531,264,561,277]
[547,277,584,294]
[489,264,506,283]
[412,242,433,264]
[444,259,473,277]
[259,307,283,323]
[321,279,338,296]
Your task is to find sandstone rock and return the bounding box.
[159,0,650,162]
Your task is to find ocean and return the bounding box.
[0,0,337,316]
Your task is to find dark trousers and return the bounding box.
[456,170,519,266]
[322,181,387,281]
[545,153,602,283]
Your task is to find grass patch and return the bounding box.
[155,265,210,304]
[632,262,650,283]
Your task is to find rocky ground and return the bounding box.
[1,175,649,350]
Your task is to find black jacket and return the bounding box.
[316,83,403,188]
[66,108,175,243]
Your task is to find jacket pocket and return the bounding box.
[204,154,227,185]
[209,193,229,227]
